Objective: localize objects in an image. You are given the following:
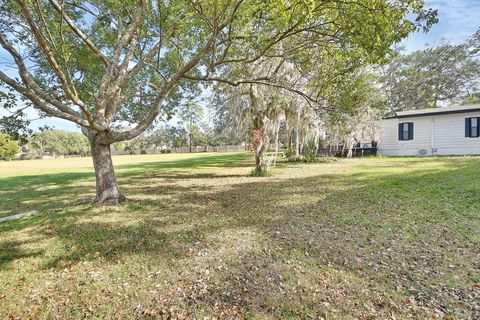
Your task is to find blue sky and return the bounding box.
[401,0,480,52]
[1,0,480,132]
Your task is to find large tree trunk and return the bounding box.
[90,138,125,204]
[255,144,266,174]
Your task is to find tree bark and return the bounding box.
[253,129,266,174]
[255,145,266,174]
[90,136,125,204]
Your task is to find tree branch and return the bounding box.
[48,0,109,66]
[110,36,217,142]
[181,74,321,109]
[15,0,97,128]
[0,32,88,123]
[0,70,89,127]
[95,0,145,123]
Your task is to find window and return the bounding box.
[465,117,480,138]
[402,123,409,140]
[398,122,413,141]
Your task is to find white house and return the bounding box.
[378,104,480,156]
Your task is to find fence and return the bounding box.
[317,142,377,158]
[27,143,377,158]
[165,145,248,153]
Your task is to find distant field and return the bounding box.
[0,152,252,218]
[0,153,479,319]
[0,152,244,178]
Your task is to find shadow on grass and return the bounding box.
[0,155,479,317]
[0,239,44,269]
[0,172,94,224]
[0,153,253,218]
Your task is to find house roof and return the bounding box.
[384,104,480,119]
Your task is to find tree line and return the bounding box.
[0,130,89,160]
[0,115,242,160]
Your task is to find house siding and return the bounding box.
[378,111,480,156]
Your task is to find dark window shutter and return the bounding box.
[408,123,414,140]
[398,123,403,140]
[466,118,471,137]
[477,118,480,137]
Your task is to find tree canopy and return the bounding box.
[29,130,89,156]
[379,30,480,111]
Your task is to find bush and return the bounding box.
[249,167,273,177]
[283,148,294,159]
[303,142,317,163]
[140,149,147,154]
[0,133,19,160]
[283,142,319,163]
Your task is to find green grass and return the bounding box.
[0,153,479,319]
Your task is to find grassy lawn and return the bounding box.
[0,153,479,319]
